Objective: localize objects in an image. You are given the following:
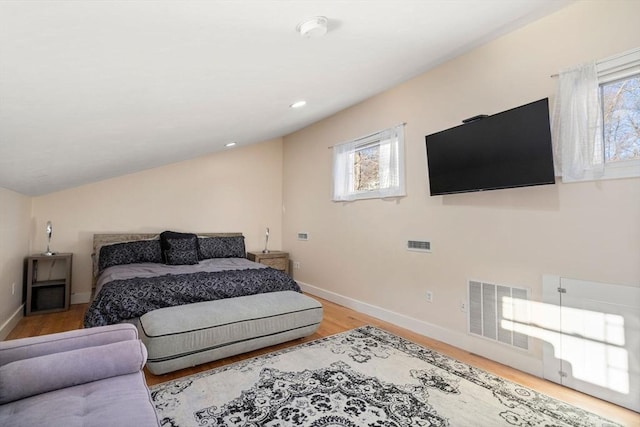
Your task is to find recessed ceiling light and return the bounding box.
[296,16,328,38]
[290,100,307,109]
[224,142,237,147]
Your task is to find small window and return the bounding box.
[601,75,640,163]
[332,124,405,201]
[552,48,640,182]
[596,49,640,180]
[354,142,381,191]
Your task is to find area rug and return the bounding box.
[150,326,620,426]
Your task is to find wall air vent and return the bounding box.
[407,240,431,252]
[297,232,309,241]
[468,280,529,350]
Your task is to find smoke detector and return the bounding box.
[296,16,328,38]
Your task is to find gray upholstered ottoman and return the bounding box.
[137,291,323,375]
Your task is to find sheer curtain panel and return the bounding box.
[551,61,604,182]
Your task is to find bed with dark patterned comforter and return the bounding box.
[84,258,300,327]
[84,232,300,328]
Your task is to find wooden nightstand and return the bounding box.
[24,253,73,316]
[247,251,290,275]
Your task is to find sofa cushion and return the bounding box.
[0,340,147,404]
[0,323,139,367]
[0,372,159,427]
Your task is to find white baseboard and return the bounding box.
[299,281,543,377]
[71,292,91,304]
[0,304,24,341]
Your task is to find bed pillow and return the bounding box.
[98,240,162,272]
[198,236,246,259]
[164,249,199,265]
[160,231,199,265]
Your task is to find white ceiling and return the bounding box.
[0,0,570,196]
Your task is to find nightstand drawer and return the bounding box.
[260,257,287,271]
[247,251,290,275]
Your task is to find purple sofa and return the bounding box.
[0,324,159,426]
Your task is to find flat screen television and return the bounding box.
[425,98,555,196]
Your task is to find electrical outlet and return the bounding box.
[460,300,467,312]
[426,291,433,302]
[293,261,301,269]
[11,282,15,295]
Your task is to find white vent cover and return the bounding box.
[407,240,431,252]
[297,232,309,241]
[468,280,529,350]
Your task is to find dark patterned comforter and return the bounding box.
[84,267,301,328]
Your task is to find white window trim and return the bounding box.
[332,124,406,202]
[574,159,640,182]
[597,48,640,83]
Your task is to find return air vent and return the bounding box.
[407,240,431,252]
[297,232,309,241]
[468,280,529,350]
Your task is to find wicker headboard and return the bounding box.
[92,232,243,289]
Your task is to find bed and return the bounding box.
[84,232,302,328]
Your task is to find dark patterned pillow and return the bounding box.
[198,236,246,259]
[160,231,199,265]
[98,240,162,272]
[164,249,199,265]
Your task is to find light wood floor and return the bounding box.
[6,295,639,426]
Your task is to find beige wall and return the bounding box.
[31,138,285,302]
[2,0,639,376]
[0,187,31,338]
[282,1,640,374]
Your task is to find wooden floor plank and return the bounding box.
[4,295,639,426]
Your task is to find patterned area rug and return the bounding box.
[150,326,620,426]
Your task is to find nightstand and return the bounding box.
[24,253,72,315]
[247,251,290,275]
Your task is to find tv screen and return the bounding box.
[425,98,555,196]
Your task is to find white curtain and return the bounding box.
[332,140,357,201]
[332,124,405,201]
[377,126,405,197]
[551,61,604,182]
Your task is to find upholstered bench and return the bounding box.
[137,291,323,375]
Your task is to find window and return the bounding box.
[599,55,640,178]
[332,124,405,201]
[602,76,640,162]
[552,48,640,182]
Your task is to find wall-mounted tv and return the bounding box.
[425,98,555,196]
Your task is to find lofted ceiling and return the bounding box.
[0,0,570,196]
